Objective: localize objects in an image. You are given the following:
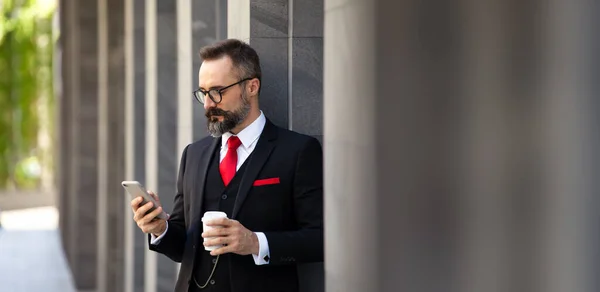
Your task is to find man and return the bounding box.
[130,39,323,292]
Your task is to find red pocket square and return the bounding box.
[253,177,280,186]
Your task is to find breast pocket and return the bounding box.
[253,177,280,187]
[250,177,285,200]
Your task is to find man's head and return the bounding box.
[195,39,262,137]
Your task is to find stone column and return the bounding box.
[228,1,324,291]
[227,0,324,143]
[156,1,180,291]
[324,0,600,292]
[143,1,180,291]
[192,0,227,140]
[124,0,148,291]
[288,0,324,144]
[57,0,73,265]
[175,0,195,278]
[97,0,126,290]
[536,1,598,291]
[230,0,290,128]
[144,1,158,290]
[287,1,325,290]
[126,0,151,291]
[58,0,100,290]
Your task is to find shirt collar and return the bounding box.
[221,111,266,149]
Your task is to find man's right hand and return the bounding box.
[131,191,167,237]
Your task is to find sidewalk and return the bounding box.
[0,207,76,292]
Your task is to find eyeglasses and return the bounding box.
[193,77,254,104]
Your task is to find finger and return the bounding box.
[203,236,230,247]
[134,201,154,221]
[140,206,163,224]
[202,227,229,238]
[130,197,143,211]
[133,202,152,222]
[138,201,154,213]
[205,217,232,227]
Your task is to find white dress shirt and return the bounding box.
[151,111,270,265]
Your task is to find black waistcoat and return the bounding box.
[190,145,250,292]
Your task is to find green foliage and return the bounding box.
[14,155,40,188]
[0,0,56,189]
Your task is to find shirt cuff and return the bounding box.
[252,232,270,265]
[150,221,169,245]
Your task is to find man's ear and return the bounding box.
[249,78,260,96]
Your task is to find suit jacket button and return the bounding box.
[212,258,217,264]
[221,194,228,200]
[210,280,216,285]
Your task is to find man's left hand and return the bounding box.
[202,218,259,256]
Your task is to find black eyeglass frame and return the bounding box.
[193,77,255,104]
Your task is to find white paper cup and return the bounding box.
[202,211,228,251]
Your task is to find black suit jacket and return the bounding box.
[149,119,324,292]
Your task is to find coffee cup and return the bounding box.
[202,211,228,251]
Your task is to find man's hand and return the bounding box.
[202,218,259,256]
[130,191,167,237]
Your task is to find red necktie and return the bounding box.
[220,136,242,186]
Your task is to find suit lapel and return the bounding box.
[190,137,220,240]
[232,120,278,219]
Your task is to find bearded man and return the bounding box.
[130,39,324,292]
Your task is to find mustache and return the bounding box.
[205,107,230,118]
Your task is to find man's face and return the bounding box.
[199,56,251,137]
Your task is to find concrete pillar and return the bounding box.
[227,0,324,135]
[57,0,73,264]
[58,0,100,289]
[156,1,180,291]
[177,0,193,173]
[144,0,158,290]
[287,0,325,289]
[97,0,126,290]
[175,0,193,277]
[228,0,290,128]
[324,1,600,292]
[123,0,145,291]
[143,1,181,291]
[288,0,324,144]
[124,0,152,289]
[536,1,597,291]
[192,0,227,140]
[228,1,325,291]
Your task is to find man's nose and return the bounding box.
[203,96,216,110]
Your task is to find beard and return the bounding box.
[205,92,251,137]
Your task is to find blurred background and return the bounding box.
[0,0,56,200]
[0,0,66,291]
[1,0,599,292]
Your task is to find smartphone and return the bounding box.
[122,180,168,220]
